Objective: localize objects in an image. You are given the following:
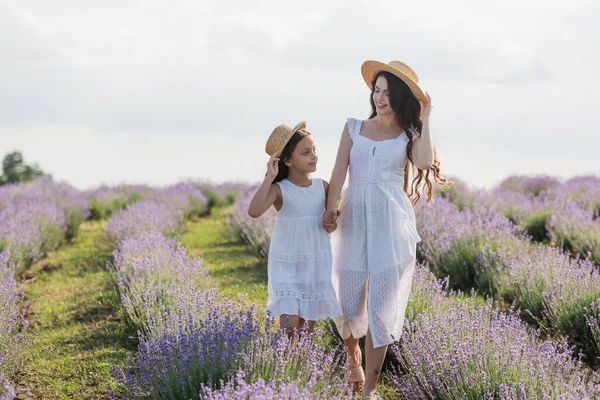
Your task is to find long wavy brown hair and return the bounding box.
[369,71,450,205]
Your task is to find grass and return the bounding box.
[14,221,137,399]
[180,206,268,306]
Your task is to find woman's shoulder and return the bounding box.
[345,117,364,138]
[346,117,366,125]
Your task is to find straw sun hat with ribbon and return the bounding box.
[265,121,307,157]
[361,60,426,102]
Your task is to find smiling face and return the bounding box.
[284,135,318,173]
[372,75,393,116]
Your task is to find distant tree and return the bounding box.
[0,151,48,185]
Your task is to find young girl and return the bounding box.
[247,121,343,334]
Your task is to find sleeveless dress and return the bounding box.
[331,118,422,348]
[266,178,343,321]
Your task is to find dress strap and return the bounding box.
[346,118,360,140]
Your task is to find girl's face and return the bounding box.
[373,75,393,116]
[285,135,318,173]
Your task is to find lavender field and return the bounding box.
[1,174,600,399]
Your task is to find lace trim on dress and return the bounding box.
[269,251,331,262]
[272,289,337,301]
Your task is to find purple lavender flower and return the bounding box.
[0,197,67,268]
[0,249,26,399]
[391,296,600,399]
[498,244,600,362]
[107,199,185,241]
[114,297,262,399]
[498,174,561,196]
[550,175,600,216]
[406,263,454,322]
[234,324,351,399]
[84,184,152,220]
[546,200,600,264]
[230,186,275,257]
[201,369,349,400]
[416,197,522,295]
[150,182,208,218]
[109,233,212,334]
[0,373,16,400]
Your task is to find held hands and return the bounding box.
[266,155,279,181]
[322,209,340,233]
[419,92,432,120]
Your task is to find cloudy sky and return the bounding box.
[1,0,598,190]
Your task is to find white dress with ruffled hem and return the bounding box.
[331,118,422,348]
[266,178,343,321]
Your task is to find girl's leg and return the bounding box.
[363,329,387,396]
[297,317,316,333]
[344,335,363,390]
[279,314,300,337]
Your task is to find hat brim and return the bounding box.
[361,60,426,102]
[265,121,307,157]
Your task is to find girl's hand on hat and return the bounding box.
[420,92,432,120]
[266,155,279,180]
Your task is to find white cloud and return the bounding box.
[0,0,598,189]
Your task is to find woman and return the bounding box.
[323,60,448,398]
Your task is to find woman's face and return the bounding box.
[372,75,393,116]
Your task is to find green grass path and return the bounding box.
[15,222,137,399]
[180,207,268,306]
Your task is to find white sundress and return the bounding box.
[332,118,422,348]
[266,178,343,321]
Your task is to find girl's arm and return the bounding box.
[322,180,337,233]
[326,122,352,212]
[247,156,282,218]
[411,92,434,170]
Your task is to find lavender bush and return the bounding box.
[201,369,349,400]
[0,250,26,400]
[547,200,600,264]
[0,178,90,269]
[497,245,600,362]
[113,297,261,399]
[0,199,66,269]
[391,297,600,399]
[149,182,209,219]
[498,175,561,196]
[0,373,16,400]
[230,187,275,258]
[416,197,523,296]
[110,233,212,334]
[107,199,185,242]
[85,184,152,220]
[200,370,316,400]
[234,324,351,399]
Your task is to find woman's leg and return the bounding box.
[363,329,387,396]
[344,335,363,390]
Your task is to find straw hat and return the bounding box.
[361,60,426,102]
[265,121,307,157]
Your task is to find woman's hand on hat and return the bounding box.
[419,92,432,120]
[266,155,279,180]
